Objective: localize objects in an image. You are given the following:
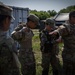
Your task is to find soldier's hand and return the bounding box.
[49,30,58,35]
[56,36,62,43]
[21,27,29,32]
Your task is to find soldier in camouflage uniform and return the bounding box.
[49,11,75,75]
[11,14,39,75]
[39,18,61,75]
[0,2,22,75]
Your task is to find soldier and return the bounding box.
[49,11,75,75]
[0,2,22,75]
[39,18,61,75]
[11,14,39,75]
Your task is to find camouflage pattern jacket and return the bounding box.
[55,21,75,63]
[57,22,75,53]
[11,25,34,49]
[0,30,21,75]
[39,29,59,54]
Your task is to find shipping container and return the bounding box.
[7,6,29,49]
[7,6,29,36]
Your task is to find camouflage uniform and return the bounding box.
[11,14,39,75]
[0,31,21,75]
[57,23,75,75]
[52,11,75,75]
[11,25,36,75]
[39,18,61,75]
[0,2,21,75]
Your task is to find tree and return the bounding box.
[30,10,57,20]
[59,5,75,13]
[47,10,57,17]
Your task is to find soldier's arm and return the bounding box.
[11,26,28,41]
[57,25,70,36]
[11,39,22,75]
[12,52,22,75]
[14,24,23,31]
[49,25,70,37]
[11,30,23,41]
[39,32,45,51]
[40,32,47,46]
[11,24,24,41]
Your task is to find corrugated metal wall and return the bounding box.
[7,6,29,49]
[7,6,29,36]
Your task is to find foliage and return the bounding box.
[47,10,57,17]
[29,5,75,20]
[59,5,75,13]
[30,10,57,20]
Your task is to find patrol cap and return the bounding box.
[27,14,39,25]
[45,18,55,28]
[69,11,75,18]
[0,2,14,19]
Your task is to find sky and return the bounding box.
[0,0,75,12]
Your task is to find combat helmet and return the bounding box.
[45,18,55,28]
[27,14,39,25]
[0,2,14,19]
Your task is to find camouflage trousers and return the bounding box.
[41,52,61,75]
[19,48,36,75]
[62,51,75,75]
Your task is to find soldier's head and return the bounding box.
[69,11,75,24]
[27,14,39,29]
[0,2,13,31]
[45,18,55,31]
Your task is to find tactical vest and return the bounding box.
[40,29,59,53]
[40,30,53,53]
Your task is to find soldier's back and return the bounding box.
[0,32,19,75]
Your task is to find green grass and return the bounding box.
[32,29,63,75]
